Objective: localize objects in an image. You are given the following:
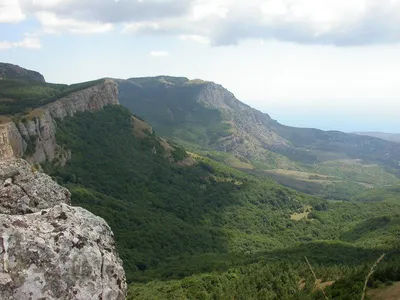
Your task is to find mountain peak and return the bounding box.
[0,62,45,82]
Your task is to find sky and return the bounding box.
[1,0,399,133]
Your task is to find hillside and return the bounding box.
[354,131,400,143]
[1,66,399,299]
[117,77,400,199]
[38,104,400,300]
[43,105,400,300]
[0,62,107,117]
[0,62,45,82]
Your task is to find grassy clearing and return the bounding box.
[266,169,338,183]
[225,156,254,169]
[367,281,400,300]
[291,205,312,221]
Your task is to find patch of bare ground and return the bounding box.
[368,282,400,300]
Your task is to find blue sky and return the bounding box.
[1,0,400,133]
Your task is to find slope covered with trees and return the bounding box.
[117,77,400,199]
[42,105,400,299]
[2,65,399,299]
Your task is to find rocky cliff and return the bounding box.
[0,63,45,82]
[197,82,288,150]
[0,79,119,163]
[0,159,127,299]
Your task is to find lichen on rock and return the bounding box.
[0,159,127,300]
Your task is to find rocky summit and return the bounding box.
[0,159,127,300]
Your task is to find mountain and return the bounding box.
[1,65,400,299]
[0,78,118,163]
[117,76,400,199]
[0,62,45,82]
[354,131,400,143]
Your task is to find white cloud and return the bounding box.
[0,0,25,23]
[192,2,229,20]
[0,35,41,50]
[4,0,400,46]
[122,22,160,34]
[149,51,170,57]
[36,12,113,34]
[179,34,210,44]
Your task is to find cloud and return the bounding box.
[36,12,113,34]
[19,0,191,23]
[123,0,400,46]
[179,34,210,44]
[149,51,170,57]
[0,35,41,50]
[0,0,25,23]
[4,0,400,46]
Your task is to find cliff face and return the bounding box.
[0,79,119,163]
[0,159,127,300]
[197,82,288,149]
[0,62,45,82]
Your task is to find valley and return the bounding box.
[117,76,400,200]
[0,63,399,299]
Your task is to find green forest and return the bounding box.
[42,105,400,299]
[0,78,105,116]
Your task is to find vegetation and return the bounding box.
[117,77,400,200]
[40,105,400,299]
[0,78,105,116]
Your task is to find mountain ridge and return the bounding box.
[0,79,118,163]
[0,62,45,82]
[1,64,400,299]
[354,131,400,143]
[117,76,400,198]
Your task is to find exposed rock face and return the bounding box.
[0,79,119,163]
[0,159,127,300]
[0,123,25,160]
[0,159,70,215]
[197,82,289,156]
[0,63,45,82]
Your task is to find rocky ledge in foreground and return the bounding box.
[0,159,127,300]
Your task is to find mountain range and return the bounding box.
[117,76,400,199]
[1,63,400,300]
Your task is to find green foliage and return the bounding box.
[42,105,400,299]
[353,185,400,203]
[118,79,231,147]
[274,125,400,177]
[0,78,105,116]
[117,78,400,200]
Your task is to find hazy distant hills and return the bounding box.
[353,131,400,143]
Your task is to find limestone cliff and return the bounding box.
[0,79,119,163]
[0,159,127,300]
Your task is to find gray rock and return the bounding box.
[0,159,127,299]
[0,159,70,215]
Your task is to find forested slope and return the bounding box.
[42,105,400,299]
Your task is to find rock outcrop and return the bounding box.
[0,79,119,163]
[0,63,45,82]
[0,159,127,300]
